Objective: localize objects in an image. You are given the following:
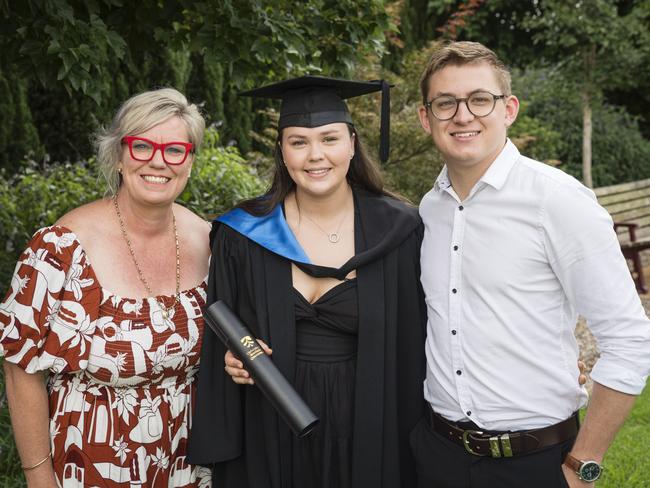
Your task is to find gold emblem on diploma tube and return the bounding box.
[240,335,264,360]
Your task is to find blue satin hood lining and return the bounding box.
[216,206,311,265]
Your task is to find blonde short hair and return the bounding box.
[95,88,205,196]
[419,41,512,104]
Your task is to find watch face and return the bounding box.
[580,461,602,482]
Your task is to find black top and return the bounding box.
[188,188,427,488]
[294,279,358,362]
[292,278,358,488]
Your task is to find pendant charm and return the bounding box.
[328,233,340,243]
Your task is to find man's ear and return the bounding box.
[504,95,520,128]
[418,105,433,134]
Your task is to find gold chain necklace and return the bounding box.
[113,196,181,319]
[294,193,348,244]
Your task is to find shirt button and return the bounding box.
[458,205,464,211]
[466,410,472,416]
[453,245,459,251]
[456,370,462,375]
[452,288,457,294]
[451,330,457,335]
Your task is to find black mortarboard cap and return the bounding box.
[240,75,391,163]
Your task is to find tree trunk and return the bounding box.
[582,90,593,188]
[581,45,596,189]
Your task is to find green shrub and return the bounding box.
[0,70,44,171]
[350,43,445,204]
[0,161,103,291]
[179,128,266,218]
[509,100,564,166]
[513,68,650,187]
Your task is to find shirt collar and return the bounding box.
[434,165,453,192]
[433,139,520,193]
[479,139,520,190]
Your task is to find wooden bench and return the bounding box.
[595,178,650,293]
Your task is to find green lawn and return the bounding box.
[0,363,648,486]
[596,385,650,487]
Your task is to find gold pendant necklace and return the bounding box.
[113,196,181,320]
[294,193,347,244]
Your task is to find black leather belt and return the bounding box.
[427,406,579,458]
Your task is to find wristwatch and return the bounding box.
[563,453,604,482]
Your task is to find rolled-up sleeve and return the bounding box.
[542,182,650,395]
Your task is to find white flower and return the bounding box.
[150,347,167,375]
[43,231,76,254]
[67,263,94,301]
[115,352,127,372]
[48,374,65,392]
[151,447,169,469]
[47,300,94,355]
[112,435,131,464]
[112,388,138,423]
[122,300,143,316]
[15,275,30,295]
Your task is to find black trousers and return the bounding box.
[409,416,576,488]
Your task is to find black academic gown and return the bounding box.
[188,188,427,488]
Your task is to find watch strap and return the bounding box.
[563,453,583,473]
[563,453,603,482]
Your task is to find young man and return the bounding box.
[413,41,650,488]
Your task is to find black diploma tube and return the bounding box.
[204,300,319,437]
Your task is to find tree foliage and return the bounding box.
[521,0,649,187]
[352,43,444,203]
[1,0,391,104]
[396,0,545,67]
[0,0,393,165]
[513,67,650,188]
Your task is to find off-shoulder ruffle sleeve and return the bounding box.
[0,226,101,374]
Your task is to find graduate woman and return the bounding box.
[188,76,427,488]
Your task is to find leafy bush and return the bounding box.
[351,43,445,204]
[180,128,266,218]
[509,100,564,166]
[513,68,650,187]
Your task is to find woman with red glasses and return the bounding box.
[0,88,212,487]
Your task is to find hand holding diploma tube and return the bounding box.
[204,300,319,437]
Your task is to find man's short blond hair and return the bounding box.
[419,41,512,104]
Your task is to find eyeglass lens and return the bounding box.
[130,139,189,164]
[430,91,497,120]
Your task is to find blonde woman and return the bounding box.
[1,88,211,487]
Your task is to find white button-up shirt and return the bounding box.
[420,139,650,431]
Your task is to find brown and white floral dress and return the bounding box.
[0,226,211,487]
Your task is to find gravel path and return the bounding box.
[575,296,649,392]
